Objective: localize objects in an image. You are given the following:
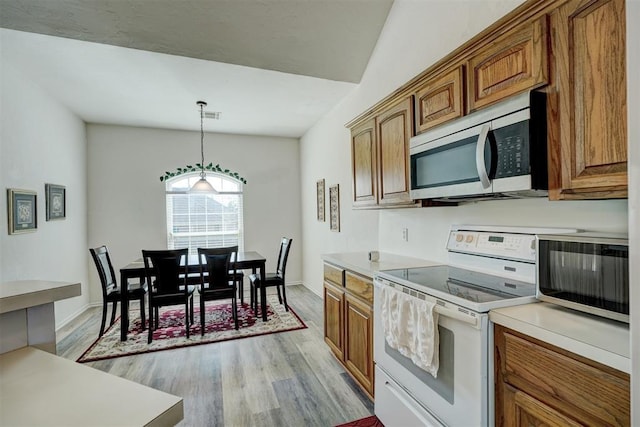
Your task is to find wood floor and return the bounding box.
[57,285,374,427]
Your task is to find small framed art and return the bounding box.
[329,184,340,232]
[316,179,325,222]
[45,183,66,221]
[7,188,37,234]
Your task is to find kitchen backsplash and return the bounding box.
[379,197,628,262]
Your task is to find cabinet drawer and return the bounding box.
[345,271,373,303]
[501,330,630,426]
[323,264,344,286]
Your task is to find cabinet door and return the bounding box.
[415,66,464,133]
[376,97,414,206]
[467,17,548,112]
[324,281,345,360]
[495,324,630,426]
[502,384,582,427]
[344,294,374,396]
[550,0,627,199]
[351,118,378,208]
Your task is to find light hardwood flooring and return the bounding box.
[57,285,374,427]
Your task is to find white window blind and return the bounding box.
[166,174,244,254]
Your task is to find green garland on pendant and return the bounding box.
[159,163,247,184]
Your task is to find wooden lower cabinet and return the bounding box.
[503,384,582,427]
[495,324,630,427]
[323,281,344,360]
[344,294,374,396]
[323,263,374,399]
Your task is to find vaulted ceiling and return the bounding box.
[0,0,394,137]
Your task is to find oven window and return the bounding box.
[411,135,490,189]
[538,241,629,315]
[385,326,454,403]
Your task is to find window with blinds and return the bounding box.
[166,174,244,254]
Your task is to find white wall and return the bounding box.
[0,61,89,327]
[379,199,628,262]
[87,125,302,303]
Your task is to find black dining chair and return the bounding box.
[142,249,195,343]
[89,246,147,338]
[249,237,293,314]
[198,246,239,333]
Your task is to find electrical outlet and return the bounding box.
[402,228,409,242]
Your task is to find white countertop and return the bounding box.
[0,346,184,426]
[322,252,441,278]
[0,280,81,314]
[490,302,630,373]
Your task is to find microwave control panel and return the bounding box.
[447,231,536,262]
[493,120,531,178]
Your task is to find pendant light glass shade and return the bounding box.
[190,100,218,194]
[191,174,217,193]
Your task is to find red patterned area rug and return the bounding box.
[336,415,384,427]
[77,295,306,363]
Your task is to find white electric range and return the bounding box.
[373,225,577,427]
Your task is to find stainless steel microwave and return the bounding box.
[409,91,548,201]
[536,233,629,323]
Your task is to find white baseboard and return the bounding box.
[55,303,92,332]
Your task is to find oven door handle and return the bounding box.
[475,124,491,189]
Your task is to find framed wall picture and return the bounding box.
[45,183,66,221]
[7,188,37,234]
[329,184,340,232]
[316,179,325,222]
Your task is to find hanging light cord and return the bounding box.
[198,101,207,178]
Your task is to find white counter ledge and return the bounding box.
[0,346,184,426]
[322,252,441,278]
[1,280,82,354]
[0,280,81,314]
[490,302,630,373]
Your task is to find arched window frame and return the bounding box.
[165,173,244,254]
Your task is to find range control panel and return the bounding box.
[447,230,536,262]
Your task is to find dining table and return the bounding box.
[119,251,267,341]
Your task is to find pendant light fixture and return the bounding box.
[190,101,217,193]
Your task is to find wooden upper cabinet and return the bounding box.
[414,66,464,134]
[376,97,414,206]
[467,17,549,112]
[351,118,378,207]
[549,0,627,199]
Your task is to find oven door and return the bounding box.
[373,278,491,427]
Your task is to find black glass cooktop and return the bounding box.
[378,265,536,312]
